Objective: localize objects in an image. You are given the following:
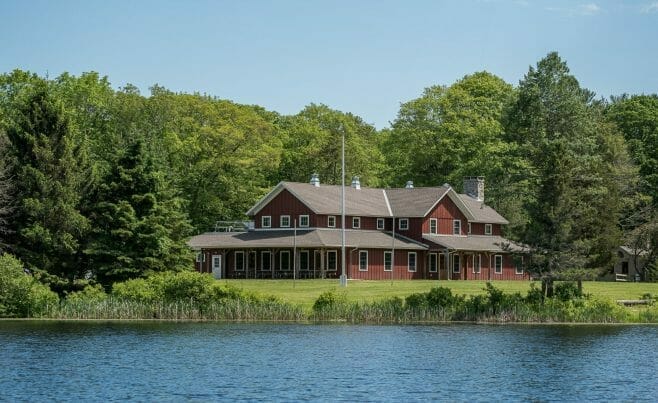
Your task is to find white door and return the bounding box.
[212,255,222,279]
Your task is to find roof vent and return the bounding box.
[405,180,414,189]
[464,176,485,201]
[351,176,361,190]
[310,173,320,187]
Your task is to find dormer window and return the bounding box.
[328,215,336,228]
[280,215,290,228]
[377,218,385,230]
[299,215,309,228]
[398,218,409,231]
[352,217,361,229]
[453,219,461,235]
[485,224,492,235]
[262,216,271,228]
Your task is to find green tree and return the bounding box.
[3,81,90,291]
[0,253,59,317]
[506,52,632,293]
[85,139,192,285]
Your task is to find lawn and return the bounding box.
[223,279,658,308]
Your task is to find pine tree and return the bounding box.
[85,139,192,285]
[4,81,89,289]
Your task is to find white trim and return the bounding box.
[358,250,368,272]
[280,215,290,228]
[473,254,481,274]
[515,256,524,275]
[279,250,290,270]
[299,215,309,228]
[246,182,318,216]
[234,251,245,271]
[408,251,417,272]
[429,253,437,272]
[327,250,338,271]
[196,252,203,263]
[429,218,437,234]
[495,255,503,274]
[261,251,272,271]
[377,217,385,230]
[467,222,471,235]
[262,216,271,228]
[453,219,461,235]
[382,189,393,217]
[422,187,476,221]
[352,217,361,229]
[452,255,461,273]
[327,215,336,228]
[485,224,492,235]
[399,218,409,231]
[384,251,393,272]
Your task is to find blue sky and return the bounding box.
[1,0,657,128]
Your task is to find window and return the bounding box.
[377,218,385,230]
[261,251,271,270]
[248,251,257,271]
[485,224,492,235]
[384,251,393,272]
[196,252,204,263]
[452,255,461,273]
[300,251,309,271]
[473,254,481,274]
[467,223,471,234]
[399,218,409,230]
[234,251,245,271]
[299,215,309,227]
[280,251,290,271]
[359,251,368,271]
[515,257,524,275]
[262,216,271,228]
[453,220,461,235]
[429,218,437,234]
[495,255,503,274]
[280,215,290,228]
[327,250,337,271]
[408,252,417,272]
[429,253,437,272]
[352,217,361,229]
[328,215,336,228]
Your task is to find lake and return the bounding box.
[1,321,657,401]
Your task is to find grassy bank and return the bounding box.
[225,279,658,308]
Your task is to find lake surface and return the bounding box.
[1,321,657,401]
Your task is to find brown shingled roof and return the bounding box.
[422,234,527,252]
[457,194,509,224]
[385,186,450,217]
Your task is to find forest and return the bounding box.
[1,51,657,294]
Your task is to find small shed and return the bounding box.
[613,246,648,281]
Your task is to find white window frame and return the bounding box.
[515,256,524,275]
[452,255,461,273]
[327,215,336,228]
[473,254,481,274]
[279,250,290,271]
[429,253,437,273]
[262,216,271,228]
[358,250,368,272]
[467,222,471,235]
[408,252,417,272]
[495,255,503,274]
[384,251,393,272]
[485,224,492,235]
[377,218,385,230]
[327,250,337,271]
[399,218,409,231]
[280,215,290,228]
[299,215,309,228]
[352,217,361,229]
[234,251,245,271]
[261,251,271,271]
[196,252,204,263]
[300,250,309,271]
[429,218,437,234]
[453,219,461,235]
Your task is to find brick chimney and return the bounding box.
[463,176,484,201]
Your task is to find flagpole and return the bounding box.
[340,125,347,287]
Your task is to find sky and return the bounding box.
[1,0,657,128]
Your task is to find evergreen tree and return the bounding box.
[3,81,89,290]
[85,139,192,285]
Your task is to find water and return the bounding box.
[1,321,657,402]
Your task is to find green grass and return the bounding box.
[224,279,658,308]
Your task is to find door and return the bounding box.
[212,254,222,279]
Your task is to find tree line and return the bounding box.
[0,52,657,293]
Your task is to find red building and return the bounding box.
[189,175,529,280]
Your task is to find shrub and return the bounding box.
[405,293,427,309]
[0,253,58,317]
[66,284,108,304]
[313,289,347,312]
[112,278,161,303]
[525,283,543,305]
[554,281,583,302]
[426,287,457,308]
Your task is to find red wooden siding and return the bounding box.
[423,196,468,236]
[254,189,315,229]
[349,249,426,280]
[469,223,501,236]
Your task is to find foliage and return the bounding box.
[65,284,108,304]
[312,288,348,312]
[0,253,58,317]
